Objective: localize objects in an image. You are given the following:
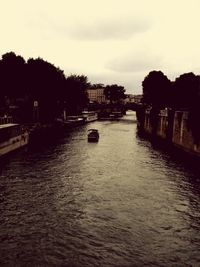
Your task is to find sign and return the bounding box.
[34,101,39,107]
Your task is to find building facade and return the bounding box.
[87,88,108,104]
[123,94,142,104]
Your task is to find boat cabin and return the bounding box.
[88,129,99,142]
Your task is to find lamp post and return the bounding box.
[33,100,39,122]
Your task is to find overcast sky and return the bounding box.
[1,0,200,94]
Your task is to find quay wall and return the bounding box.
[140,108,200,156]
[172,111,200,154]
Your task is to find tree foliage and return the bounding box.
[142,70,200,143]
[0,51,93,121]
[104,84,125,104]
[142,70,172,107]
[0,52,26,98]
[0,51,128,122]
[64,75,90,114]
[173,72,200,108]
[173,73,200,143]
[27,58,65,100]
[26,58,66,121]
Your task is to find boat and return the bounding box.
[109,111,123,118]
[88,129,99,142]
[56,116,85,128]
[82,111,98,122]
[65,116,85,126]
[0,123,29,156]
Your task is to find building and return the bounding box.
[87,88,108,104]
[133,95,143,104]
[123,94,142,104]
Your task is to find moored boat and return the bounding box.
[56,116,85,128]
[0,123,29,156]
[64,116,85,127]
[82,111,98,122]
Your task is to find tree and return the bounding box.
[104,84,126,104]
[173,73,200,143]
[142,70,172,107]
[0,60,5,107]
[173,72,200,109]
[27,57,66,122]
[0,51,26,98]
[64,75,90,114]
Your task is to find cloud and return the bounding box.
[69,17,151,40]
[106,51,162,73]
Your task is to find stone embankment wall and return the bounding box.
[140,108,200,156]
[172,111,200,154]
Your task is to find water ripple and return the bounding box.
[0,112,200,266]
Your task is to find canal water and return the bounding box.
[0,111,200,266]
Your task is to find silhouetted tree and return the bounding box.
[142,70,172,107]
[0,51,26,99]
[104,84,126,104]
[64,75,90,114]
[173,72,200,109]
[173,73,200,143]
[0,60,5,107]
[0,52,28,120]
[27,57,66,122]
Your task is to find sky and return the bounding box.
[1,0,200,94]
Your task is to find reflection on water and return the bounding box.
[0,111,200,266]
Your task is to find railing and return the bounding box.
[0,116,13,124]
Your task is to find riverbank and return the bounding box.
[26,120,83,143]
[27,111,126,143]
[137,107,200,158]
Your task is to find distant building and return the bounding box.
[123,94,134,104]
[87,88,108,104]
[124,94,142,104]
[123,94,143,104]
[133,95,143,104]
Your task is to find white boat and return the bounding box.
[65,116,85,126]
[82,111,98,122]
[0,123,29,156]
[56,116,85,127]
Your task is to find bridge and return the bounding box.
[123,102,142,112]
[87,102,144,118]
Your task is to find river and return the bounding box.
[0,111,200,266]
